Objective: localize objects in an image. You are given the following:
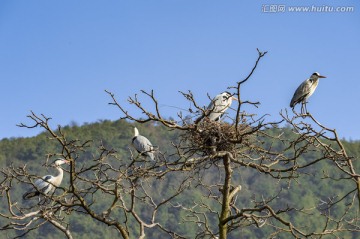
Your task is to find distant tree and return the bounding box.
[1,49,359,239]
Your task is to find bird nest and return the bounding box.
[182,118,253,156]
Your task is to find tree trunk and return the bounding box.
[219,155,232,239]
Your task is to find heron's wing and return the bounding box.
[132,136,155,160]
[132,137,144,153]
[207,100,215,111]
[207,95,225,112]
[290,79,312,107]
[207,94,230,120]
[133,136,154,153]
[207,99,221,121]
[34,175,54,193]
[23,175,54,199]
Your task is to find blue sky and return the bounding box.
[0,0,359,140]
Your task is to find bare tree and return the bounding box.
[1,49,359,238]
[1,112,194,238]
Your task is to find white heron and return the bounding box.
[207,91,238,121]
[290,72,326,114]
[23,158,70,200]
[132,127,155,161]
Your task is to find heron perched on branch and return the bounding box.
[23,158,70,200]
[207,91,238,121]
[132,127,155,161]
[290,72,326,114]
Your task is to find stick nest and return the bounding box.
[183,118,253,156]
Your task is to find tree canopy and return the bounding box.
[1,50,360,239]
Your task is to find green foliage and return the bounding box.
[0,120,359,238]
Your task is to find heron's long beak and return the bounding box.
[232,96,238,101]
[318,75,326,78]
[64,160,71,164]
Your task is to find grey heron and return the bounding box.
[207,91,238,121]
[23,158,70,200]
[132,127,155,161]
[290,72,326,114]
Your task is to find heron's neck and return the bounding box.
[311,77,320,87]
[54,166,64,186]
[311,76,319,83]
[134,128,139,136]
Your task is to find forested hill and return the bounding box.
[0,119,360,239]
[1,119,359,168]
[0,119,177,166]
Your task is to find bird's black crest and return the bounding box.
[222,91,232,100]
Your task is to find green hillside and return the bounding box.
[0,119,359,238]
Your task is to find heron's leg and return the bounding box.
[38,197,45,205]
[300,102,305,115]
